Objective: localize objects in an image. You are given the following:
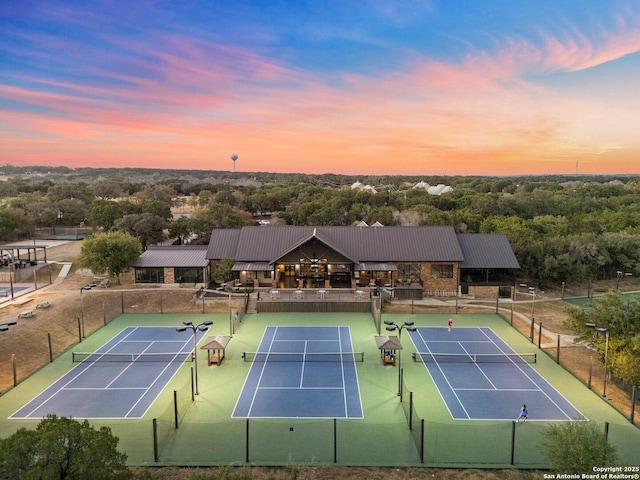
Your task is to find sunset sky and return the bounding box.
[1,1,640,176]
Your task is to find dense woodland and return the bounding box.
[1,165,639,290]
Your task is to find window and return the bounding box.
[431,264,454,279]
[135,268,164,284]
[174,267,202,284]
[397,263,421,283]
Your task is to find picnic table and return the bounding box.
[18,310,35,318]
[36,300,51,309]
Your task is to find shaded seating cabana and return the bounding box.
[374,335,402,366]
[200,335,231,366]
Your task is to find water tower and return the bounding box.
[231,153,238,172]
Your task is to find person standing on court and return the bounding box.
[517,405,528,422]
[448,318,453,331]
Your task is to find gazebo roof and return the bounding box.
[200,335,232,350]
[374,335,402,350]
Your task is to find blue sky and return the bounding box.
[1,1,639,175]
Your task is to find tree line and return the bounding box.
[1,167,639,289]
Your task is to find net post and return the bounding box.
[333,418,337,463]
[510,420,516,465]
[173,390,179,429]
[152,418,159,463]
[48,332,53,362]
[245,418,250,463]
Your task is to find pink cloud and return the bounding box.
[3,17,640,176]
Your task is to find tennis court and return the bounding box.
[11,326,205,419]
[232,326,363,418]
[408,327,585,421]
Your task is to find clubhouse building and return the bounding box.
[132,225,520,299]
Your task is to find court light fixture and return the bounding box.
[384,320,417,395]
[585,323,610,398]
[175,320,214,395]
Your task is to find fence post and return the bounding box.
[529,319,535,343]
[245,419,250,463]
[121,291,124,313]
[12,354,17,386]
[408,391,413,430]
[191,366,195,402]
[510,420,516,465]
[152,419,159,463]
[631,386,636,424]
[419,419,424,464]
[77,317,82,342]
[538,323,542,349]
[333,418,337,463]
[556,335,560,364]
[48,332,53,362]
[173,390,179,429]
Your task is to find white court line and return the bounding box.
[414,329,471,419]
[246,326,278,417]
[459,342,498,390]
[479,328,580,420]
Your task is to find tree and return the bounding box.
[89,199,124,231]
[0,414,131,480]
[541,421,617,473]
[0,207,33,241]
[114,213,168,249]
[79,231,142,284]
[565,290,640,385]
[211,258,234,284]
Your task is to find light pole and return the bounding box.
[176,320,212,395]
[384,320,416,396]
[586,323,609,398]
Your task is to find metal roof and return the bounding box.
[232,262,272,271]
[200,335,231,350]
[206,229,243,260]
[457,234,520,269]
[374,335,403,350]
[209,226,465,263]
[355,262,398,271]
[132,245,209,268]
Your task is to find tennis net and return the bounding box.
[242,351,365,363]
[412,352,536,364]
[72,351,194,363]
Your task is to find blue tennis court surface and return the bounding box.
[232,326,363,418]
[408,327,585,421]
[11,326,204,419]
